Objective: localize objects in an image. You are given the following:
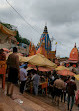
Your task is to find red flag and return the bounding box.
[40,36,45,40]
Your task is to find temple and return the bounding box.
[39,25,51,52]
[29,25,56,61]
[36,42,48,58]
[66,43,79,67]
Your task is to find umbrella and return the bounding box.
[57,69,75,76]
[22,53,57,68]
[34,67,53,71]
[28,64,53,72]
[74,75,79,80]
[69,66,78,74]
[55,66,69,71]
[26,66,52,72]
[3,48,10,52]
[18,53,23,56]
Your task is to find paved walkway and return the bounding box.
[0,86,60,111]
[0,79,79,111]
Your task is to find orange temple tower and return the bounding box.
[29,43,36,56]
[66,43,79,67]
[36,42,47,58]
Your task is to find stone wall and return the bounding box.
[0,42,10,49]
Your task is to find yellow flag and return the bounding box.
[55,42,57,45]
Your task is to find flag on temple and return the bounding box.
[55,42,57,45]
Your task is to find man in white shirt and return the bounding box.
[31,70,40,95]
[20,65,28,94]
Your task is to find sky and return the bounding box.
[0,0,79,57]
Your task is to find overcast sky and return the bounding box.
[0,0,79,57]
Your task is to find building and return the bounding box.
[28,25,56,61]
[0,23,17,49]
[38,25,51,52]
[17,43,29,56]
[36,42,47,58]
[37,25,56,61]
[66,43,79,67]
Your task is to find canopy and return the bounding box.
[7,53,57,69]
[57,69,75,76]
[55,66,69,71]
[3,48,10,52]
[0,23,16,36]
[26,66,53,72]
[22,53,57,68]
[27,64,53,71]
[34,67,53,71]
[74,75,79,80]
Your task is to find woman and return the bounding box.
[0,49,6,69]
[0,49,6,89]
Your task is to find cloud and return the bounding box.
[31,0,79,25]
[0,0,79,57]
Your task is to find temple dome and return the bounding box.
[69,43,78,61]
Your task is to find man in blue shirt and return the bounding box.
[20,65,28,94]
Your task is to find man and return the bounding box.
[20,65,28,94]
[0,49,6,61]
[54,76,65,105]
[32,70,40,95]
[7,47,19,99]
[67,76,77,111]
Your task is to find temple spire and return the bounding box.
[43,23,48,33]
[45,22,47,26]
[74,43,76,48]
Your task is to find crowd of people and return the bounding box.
[48,72,77,111]
[0,47,79,111]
